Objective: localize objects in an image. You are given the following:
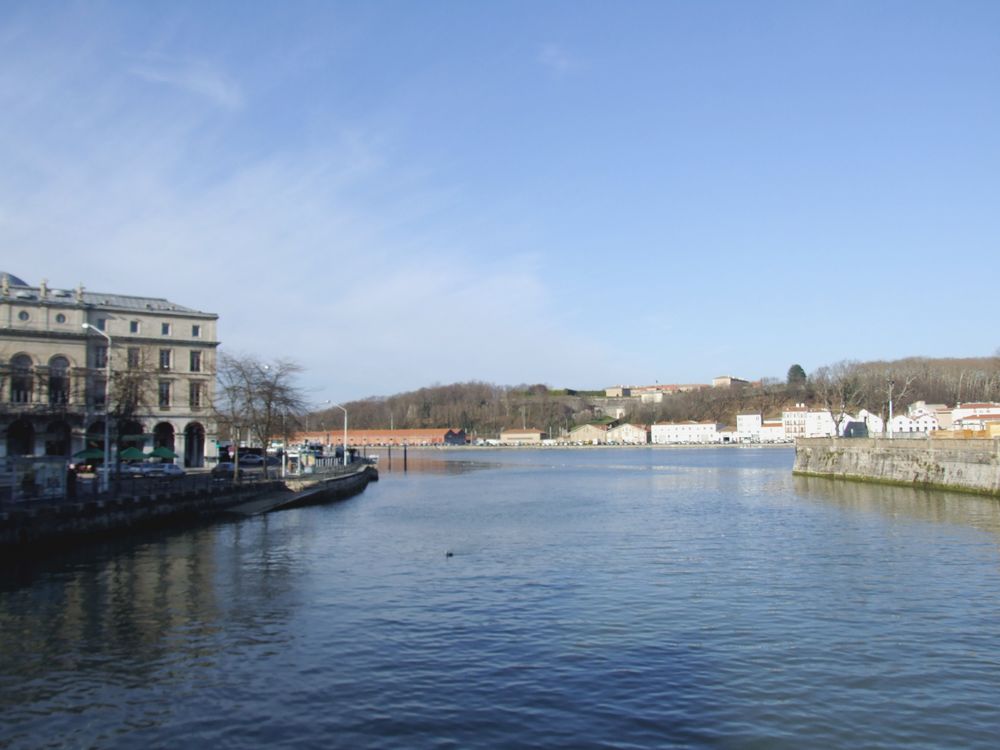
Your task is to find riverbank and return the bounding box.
[793,437,1000,497]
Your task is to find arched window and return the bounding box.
[10,354,33,403]
[49,355,70,405]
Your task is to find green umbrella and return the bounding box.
[149,446,179,459]
[73,448,106,460]
[119,446,146,461]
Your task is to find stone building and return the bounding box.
[606,423,649,444]
[498,428,543,445]
[0,272,219,466]
[567,423,609,444]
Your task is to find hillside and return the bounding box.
[310,355,1000,437]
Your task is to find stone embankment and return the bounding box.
[793,437,1000,496]
[0,464,377,553]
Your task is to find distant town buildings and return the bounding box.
[604,383,709,403]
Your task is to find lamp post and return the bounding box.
[329,402,348,466]
[82,323,112,492]
[887,379,895,440]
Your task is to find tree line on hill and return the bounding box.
[310,354,1000,437]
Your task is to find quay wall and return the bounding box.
[793,437,1000,496]
[0,480,287,550]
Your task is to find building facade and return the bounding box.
[567,423,609,444]
[499,428,544,444]
[0,273,218,466]
[606,423,649,444]
[651,421,722,444]
[736,414,763,441]
[760,419,786,442]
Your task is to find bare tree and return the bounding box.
[216,353,307,478]
[811,361,867,433]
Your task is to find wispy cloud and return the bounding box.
[130,59,244,110]
[1,53,614,398]
[538,43,580,77]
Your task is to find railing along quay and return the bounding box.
[1,469,279,511]
[1,458,379,550]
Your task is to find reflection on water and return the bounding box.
[795,474,1000,539]
[367,448,501,475]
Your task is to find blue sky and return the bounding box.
[2,1,998,401]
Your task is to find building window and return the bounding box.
[158,381,171,409]
[127,347,141,369]
[10,354,33,403]
[95,346,108,368]
[190,351,202,372]
[190,382,204,409]
[18,311,29,321]
[92,378,107,408]
[130,320,140,334]
[97,318,106,331]
[48,356,70,405]
[55,313,66,324]
[161,322,171,336]
[192,324,201,338]
[159,349,172,370]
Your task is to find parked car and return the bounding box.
[237,454,264,467]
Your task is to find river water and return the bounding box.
[3,447,1000,749]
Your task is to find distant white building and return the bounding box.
[951,403,1000,424]
[858,409,884,435]
[782,404,808,440]
[955,413,1000,432]
[781,404,837,438]
[736,414,762,441]
[651,421,721,444]
[908,401,947,418]
[760,419,786,442]
[889,415,921,434]
[805,410,837,438]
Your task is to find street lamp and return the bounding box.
[82,323,112,492]
[887,379,895,440]
[329,402,348,466]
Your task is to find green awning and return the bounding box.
[119,446,146,461]
[73,448,106,460]
[149,446,179,459]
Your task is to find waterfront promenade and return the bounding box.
[0,463,376,551]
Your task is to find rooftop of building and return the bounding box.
[1,273,217,318]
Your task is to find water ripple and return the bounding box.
[4,448,1000,748]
